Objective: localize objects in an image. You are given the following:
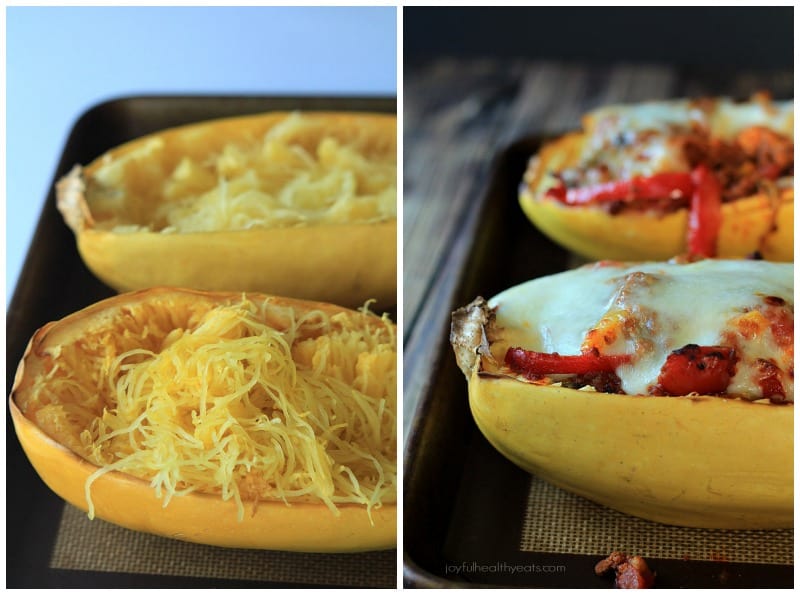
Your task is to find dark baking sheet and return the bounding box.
[402,135,794,588]
[6,94,397,588]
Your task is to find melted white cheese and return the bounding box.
[709,100,794,139]
[586,99,703,140]
[489,260,793,400]
[579,98,794,180]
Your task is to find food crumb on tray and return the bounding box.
[595,551,655,589]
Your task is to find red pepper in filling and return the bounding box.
[545,166,726,259]
[504,347,631,377]
[656,344,737,396]
[687,164,723,258]
[545,172,694,205]
[506,344,741,397]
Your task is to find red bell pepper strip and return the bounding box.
[546,166,724,258]
[687,164,723,258]
[545,172,694,206]
[505,347,631,376]
[656,344,737,396]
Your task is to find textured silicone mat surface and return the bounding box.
[51,504,396,587]
[521,476,793,566]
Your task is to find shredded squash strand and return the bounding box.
[96,113,396,232]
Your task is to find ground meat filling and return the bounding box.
[682,126,793,202]
[562,371,624,394]
[553,124,793,214]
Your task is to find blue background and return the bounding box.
[5,6,397,303]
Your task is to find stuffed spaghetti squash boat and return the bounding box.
[520,94,793,261]
[10,288,397,552]
[451,258,793,529]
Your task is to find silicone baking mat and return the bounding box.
[521,476,793,566]
[51,504,395,587]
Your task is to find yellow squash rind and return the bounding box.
[10,399,395,552]
[69,219,396,307]
[468,372,792,529]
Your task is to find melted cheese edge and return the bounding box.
[586,98,794,140]
[489,260,793,400]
